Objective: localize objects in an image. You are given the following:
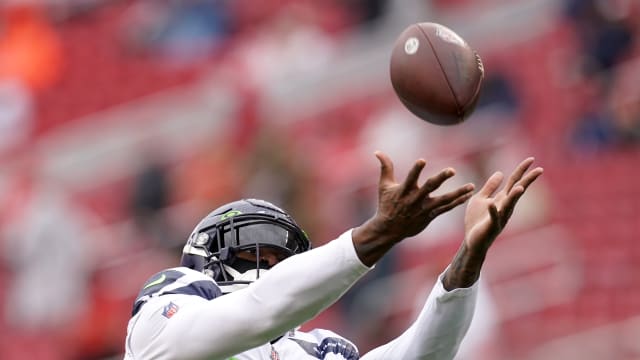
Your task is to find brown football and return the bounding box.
[389,22,484,125]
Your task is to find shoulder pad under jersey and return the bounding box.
[131,267,222,316]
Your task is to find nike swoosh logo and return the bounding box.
[144,274,166,289]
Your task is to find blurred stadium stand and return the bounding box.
[0,0,639,359]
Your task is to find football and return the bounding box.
[389,22,484,125]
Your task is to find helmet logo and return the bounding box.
[221,210,242,220]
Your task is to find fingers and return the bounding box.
[499,166,542,221]
[478,171,504,197]
[490,160,543,224]
[504,157,534,193]
[418,167,457,197]
[375,151,396,187]
[500,164,543,217]
[514,166,544,192]
[502,167,543,221]
[431,183,475,207]
[401,159,427,195]
[430,184,475,216]
[499,185,524,222]
[376,151,459,198]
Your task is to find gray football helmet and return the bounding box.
[181,199,310,292]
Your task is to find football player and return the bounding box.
[124,151,542,359]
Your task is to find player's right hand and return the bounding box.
[352,151,475,266]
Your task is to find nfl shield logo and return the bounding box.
[162,302,179,319]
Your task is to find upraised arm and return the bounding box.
[443,157,543,290]
[362,157,543,360]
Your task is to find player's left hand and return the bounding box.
[463,157,543,255]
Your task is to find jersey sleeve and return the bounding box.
[129,229,371,360]
[360,268,478,360]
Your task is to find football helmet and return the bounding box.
[181,199,310,292]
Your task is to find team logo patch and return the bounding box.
[162,302,180,319]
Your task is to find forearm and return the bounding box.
[362,271,478,360]
[442,242,486,291]
[167,230,371,359]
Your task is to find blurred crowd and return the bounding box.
[0,0,639,359]
[565,0,640,154]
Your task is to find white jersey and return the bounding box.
[124,230,478,360]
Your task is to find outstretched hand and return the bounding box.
[443,157,543,290]
[463,157,544,254]
[374,151,475,239]
[352,151,475,267]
